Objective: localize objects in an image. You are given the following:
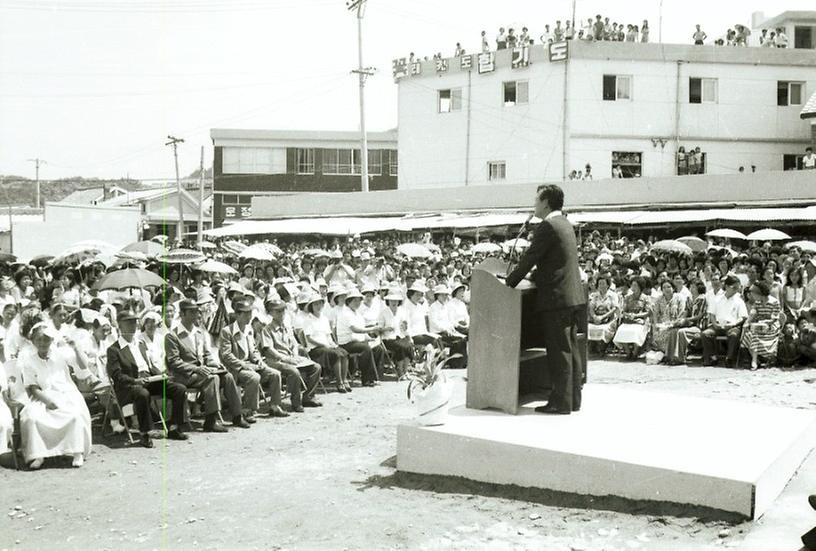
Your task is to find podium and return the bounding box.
[466,258,586,415]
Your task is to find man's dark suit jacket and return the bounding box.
[505,214,586,311]
[106,340,162,404]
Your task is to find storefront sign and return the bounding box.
[511,46,530,68]
[392,58,408,78]
[477,52,495,74]
[549,41,569,62]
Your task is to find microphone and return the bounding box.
[506,213,534,277]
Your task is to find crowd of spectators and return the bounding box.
[2,228,816,469]
[581,231,816,369]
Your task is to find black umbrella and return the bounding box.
[29,255,55,267]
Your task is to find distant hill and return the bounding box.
[0,175,145,206]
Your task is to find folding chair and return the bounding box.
[102,387,168,444]
[2,360,26,471]
[185,386,224,431]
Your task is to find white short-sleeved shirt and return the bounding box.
[403,300,430,337]
[336,306,367,346]
[301,313,333,351]
[711,293,748,326]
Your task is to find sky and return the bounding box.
[0,0,812,181]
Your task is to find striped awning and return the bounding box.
[802,90,816,120]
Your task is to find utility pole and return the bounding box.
[659,0,664,44]
[165,136,185,244]
[197,145,204,249]
[348,0,375,192]
[26,158,46,209]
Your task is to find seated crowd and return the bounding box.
[582,232,816,369]
[0,237,473,469]
[3,229,815,470]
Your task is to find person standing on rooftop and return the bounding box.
[693,24,707,45]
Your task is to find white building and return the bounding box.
[395,33,816,189]
[752,11,816,49]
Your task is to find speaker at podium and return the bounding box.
[465,257,587,415]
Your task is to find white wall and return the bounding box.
[13,203,141,260]
[397,43,816,188]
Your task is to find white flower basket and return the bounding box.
[412,373,453,426]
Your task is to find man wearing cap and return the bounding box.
[258,299,322,412]
[108,310,188,447]
[165,299,247,432]
[219,299,288,419]
[505,184,586,415]
[428,285,468,368]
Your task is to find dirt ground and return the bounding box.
[2,360,815,551]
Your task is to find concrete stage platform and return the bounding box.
[397,385,816,519]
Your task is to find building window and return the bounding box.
[296,148,314,174]
[689,78,718,104]
[603,75,632,101]
[778,81,805,106]
[389,150,398,176]
[783,154,804,170]
[221,194,252,206]
[367,150,382,176]
[438,88,462,113]
[611,152,642,178]
[794,26,813,49]
[503,80,529,106]
[323,149,362,175]
[222,147,286,174]
[487,161,506,181]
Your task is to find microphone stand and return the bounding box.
[506,215,533,277]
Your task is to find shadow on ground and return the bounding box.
[359,455,747,525]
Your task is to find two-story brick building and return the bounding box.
[210,129,398,226]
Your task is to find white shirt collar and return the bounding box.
[118,336,136,349]
[545,210,563,220]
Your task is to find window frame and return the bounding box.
[689,77,718,104]
[438,88,462,113]
[323,148,363,175]
[487,161,507,181]
[389,150,398,176]
[778,80,805,106]
[503,80,529,106]
[367,149,382,176]
[603,74,632,101]
[611,151,643,178]
[295,147,315,175]
[221,194,252,206]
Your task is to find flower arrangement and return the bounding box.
[406,346,462,401]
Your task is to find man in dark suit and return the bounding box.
[165,299,249,432]
[218,299,289,418]
[107,310,188,448]
[505,184,586,414]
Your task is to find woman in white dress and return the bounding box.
[18,322,92,469]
